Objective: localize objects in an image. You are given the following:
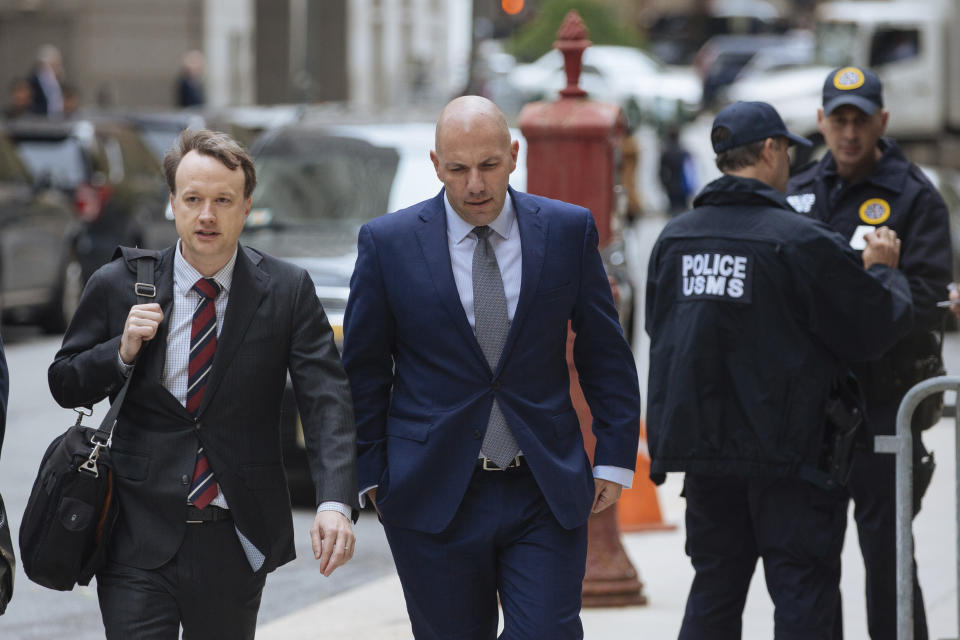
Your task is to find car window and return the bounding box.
[14,138,88,188]
[816,21,858,67]
[870,29,920,67]
[251,136,399,232]
[100,130,163,182]
[0,135,31,184]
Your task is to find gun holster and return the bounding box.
[818,373,867,488]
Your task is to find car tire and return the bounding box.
[41,253,83,334]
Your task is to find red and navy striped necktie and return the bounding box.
[187,277,220,508]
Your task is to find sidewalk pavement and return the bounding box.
[258,416,958,639]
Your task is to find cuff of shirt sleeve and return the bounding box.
[116,350,134,377]
[593,465,635,489]
[358,485,378,508]
[317,501,352,519]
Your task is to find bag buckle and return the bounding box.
[78,450,101,477]
[79,432,110,477]
[134,282,156,298]
[73,406,92,426]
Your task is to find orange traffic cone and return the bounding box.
[617,420,676,532]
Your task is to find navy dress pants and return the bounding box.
[679,474,847,640]
[382,462,588,640]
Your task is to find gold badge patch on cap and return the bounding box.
[834,67,866,91]
[859,198,891,224]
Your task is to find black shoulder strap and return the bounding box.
[91,253,159,445]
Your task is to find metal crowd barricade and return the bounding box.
[875,375,960,640]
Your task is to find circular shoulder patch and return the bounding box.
[834,67,866,91]
[859,198,891,224]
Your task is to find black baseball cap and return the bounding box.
[822,66,883,115]
[711,101,811,153]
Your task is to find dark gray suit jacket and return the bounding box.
[49,244,358,575]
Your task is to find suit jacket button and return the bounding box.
[473,429,482,440]
[181,474,190,485]
[492,380,501,390]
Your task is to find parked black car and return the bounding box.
[0,125,81,332]
[5,117,172,284]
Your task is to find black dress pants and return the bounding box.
[97,518,266,640]
[679,474,847,640]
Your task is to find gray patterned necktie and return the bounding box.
[472,225,520,467]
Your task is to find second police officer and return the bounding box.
[788,66,952,640]
[646,101,914,639]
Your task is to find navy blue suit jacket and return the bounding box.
[342,187,640,534]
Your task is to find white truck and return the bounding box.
[726,0,960,167]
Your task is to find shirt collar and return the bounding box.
[443,191,516,245]
[821,138,907,192]
[173,239,237,296]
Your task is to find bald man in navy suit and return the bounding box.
[342,96,641,639]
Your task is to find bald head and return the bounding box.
[435,96,511,154]
[430,96,519,227]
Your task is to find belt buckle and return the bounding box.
[481,457,502,471]
[187,503,212,524]
[481,455,520,471]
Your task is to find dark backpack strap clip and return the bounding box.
[134,282,156,298]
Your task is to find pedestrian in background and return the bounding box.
[48,129,358,639]
[28,44,65,117]
[342,95,640,639]
[646,100,913,639]
[176,49,205,108]
[788,66,952,640]
[659,125,696,215]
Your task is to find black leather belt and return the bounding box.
[476,455,524,471]
[186,505,232,524]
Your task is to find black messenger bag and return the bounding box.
[19,251,157,591]
[19,407,120,590]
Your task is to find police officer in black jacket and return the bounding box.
[646,101,914,640]
[788,67,951,640]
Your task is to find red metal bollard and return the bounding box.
[518,10,646,608]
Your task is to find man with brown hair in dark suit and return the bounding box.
[49,129,359,639]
